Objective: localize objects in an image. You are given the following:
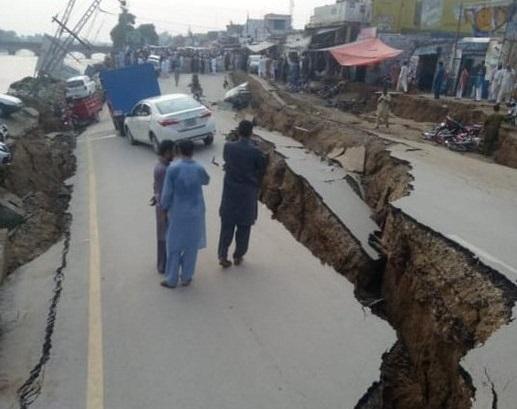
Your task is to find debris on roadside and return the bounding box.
[224,82,251,110]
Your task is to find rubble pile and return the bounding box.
[9,77,68,132]
[0,78,76,276]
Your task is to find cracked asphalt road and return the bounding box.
[0,74,393,409]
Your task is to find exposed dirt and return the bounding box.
[239,73,517,409]
[2,129,76,273]
[257,138,381,295]
[388,94,490,125]
[380,210,516,409]
[9,77,68,132]
[496,128,517,168]
[1,76,76,276]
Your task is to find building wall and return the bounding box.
[309,0,371,27]
[372,0,418,32]
[373,0,512,34]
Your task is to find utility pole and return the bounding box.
[38,0,103,77]
[450,2,464,75]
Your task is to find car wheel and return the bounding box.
[150,133,160,153]
[126,127,137,145]
[203,134,214,146]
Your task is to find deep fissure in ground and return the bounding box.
[240,74,517,409]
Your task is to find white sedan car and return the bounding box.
[124,94,215,151]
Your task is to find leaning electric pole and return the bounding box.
[37,0,103,78]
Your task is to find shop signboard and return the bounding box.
[421,0,444,28]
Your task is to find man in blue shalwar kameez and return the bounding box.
[160,141,210,288]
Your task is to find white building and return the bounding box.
[308,0,372,28]
[242,14,293,43]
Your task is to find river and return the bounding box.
[0,52,105,92]
[0,53,37,92]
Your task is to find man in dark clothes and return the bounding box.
[482,104,505,156]
[151,140,175,274]
[218,120,267,268]
[433,61,445,99]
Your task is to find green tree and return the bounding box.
[110,9,138,49]
[136,24,159,46]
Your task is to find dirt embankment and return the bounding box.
[238,73,517,409]
[1,78,76,275]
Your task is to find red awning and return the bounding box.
[323,38,403,67]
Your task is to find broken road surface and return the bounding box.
[0,74,394,409]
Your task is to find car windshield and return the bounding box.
[67,80,84,88]
[156,97,201,115]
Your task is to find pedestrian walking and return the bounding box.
[218,120,267,268]
[397,61,409,93]
[173,54,182,87]
[375,87,391,129]
[151,140,175,274]
[160,141,210,289]
[497,65,515,104]
[211,57,217,74]
[433,62,445,100]
[456,67,470,99]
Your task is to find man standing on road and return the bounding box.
[218,120,267,268]
[375,86,391,130]
[173,53,182,87]
[151,140,175,275]
[160,141,210,288]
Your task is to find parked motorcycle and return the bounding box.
[424,116,482,152]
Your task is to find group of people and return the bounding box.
[256,53,311,91]
[152,120,267,288]
[456,63,515,103]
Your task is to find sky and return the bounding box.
[0,0,333,43]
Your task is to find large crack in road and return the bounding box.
[240,73,517,408]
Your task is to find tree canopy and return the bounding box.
[110,10,159,49]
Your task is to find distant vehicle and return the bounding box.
[65,75,97,100]
[248,55,261,74]
[100,63,161,135]
[124,94,215,151]
[0,94,23,117]
[0,123,8,142]
[147,55,162,75]
[0,142,12,166]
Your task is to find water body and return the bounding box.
[0,53,37,92]
[0,51,105,92]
